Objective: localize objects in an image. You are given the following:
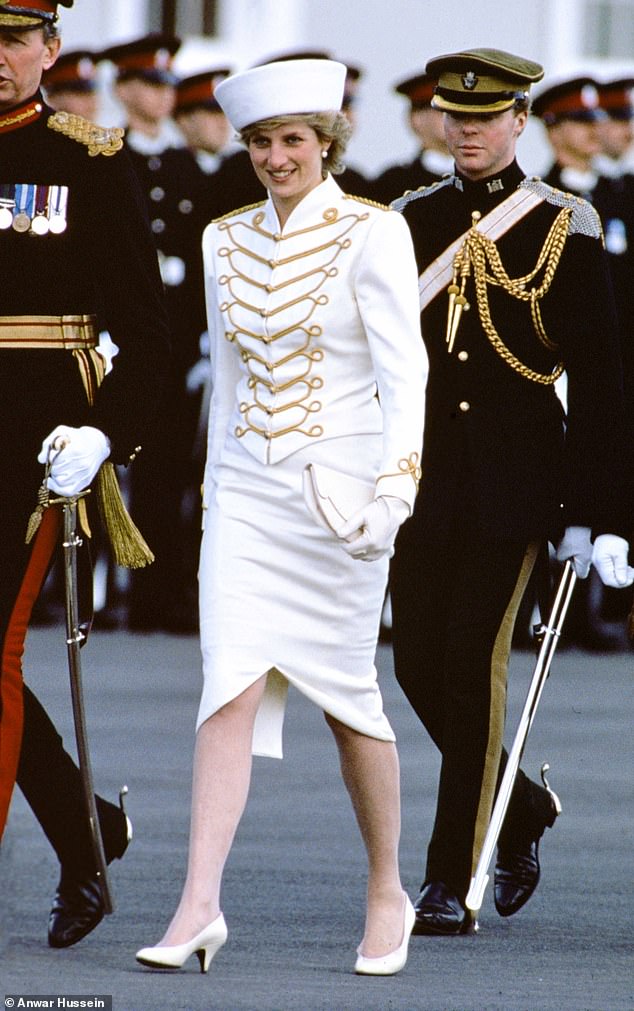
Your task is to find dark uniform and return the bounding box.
[101,34,209,631]
[0,0,170,948]
[389,49,629,933]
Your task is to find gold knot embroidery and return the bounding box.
[381,453,422,491]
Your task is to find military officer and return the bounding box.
[0,0,170,946]
[389,47,633,935]
[372,71,453,203]
[101,33,207,632]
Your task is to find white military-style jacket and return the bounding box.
[202,174,428,510]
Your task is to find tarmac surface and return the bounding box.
[1,627,633,1011]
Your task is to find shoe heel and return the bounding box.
[196,947,210,973]
[195,933,226,973]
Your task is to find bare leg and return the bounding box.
[324,714,407,958]
[157,675,267,946]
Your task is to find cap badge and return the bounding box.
[462,71,478,91]
[581,83,599,109]
[77,57,93,80]
[155,48,170,71]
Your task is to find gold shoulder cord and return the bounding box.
[47,111,124,156]
[447,206,572,385]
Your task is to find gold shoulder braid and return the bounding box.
[343,194,389,211]
[47,111,124,157]
[212,200,266,224]
[445,207,571,385]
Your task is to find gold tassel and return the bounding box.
[95,462,154,568]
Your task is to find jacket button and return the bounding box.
[458,350,469,361]
[459,401,470,412]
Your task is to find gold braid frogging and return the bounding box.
[458,206,572,385]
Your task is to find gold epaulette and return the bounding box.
[212,200,267,223]
[391,175,454,212]
[343,193,389,210]
[47,111,124,157]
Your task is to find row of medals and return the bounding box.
[0,184,69,235]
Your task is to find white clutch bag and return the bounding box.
[302,463,375,537]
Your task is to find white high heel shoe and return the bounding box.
[136,913,227,973]
[354,896,416,976]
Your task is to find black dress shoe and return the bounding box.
[48,871,105,948]
[48,787,133,948]
[412,881,474,936]
[494,766,562,917]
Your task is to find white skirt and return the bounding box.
[197,433,395,758]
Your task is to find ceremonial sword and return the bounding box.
[60,488,114,914]
[465,559,576,915]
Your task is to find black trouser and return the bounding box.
[390,509,555,902]
[16,685,126,876]
[0,348,126,874]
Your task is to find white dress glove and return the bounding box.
[38,424,110,496]
[591,534,634,588]
[338,496,409,562]
[556,525,593,579]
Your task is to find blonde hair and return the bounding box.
[240,111,351,175]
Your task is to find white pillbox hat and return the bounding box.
[215,58,347,131]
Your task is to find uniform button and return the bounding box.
[152,218,165,234]
[459,401,470,412]
[148,156,162,171]
[150,186,165,201]
[458,350,469,361]
[179,198,193,214]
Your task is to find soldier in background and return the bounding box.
[532,76,605,198]
[173,67,231,180]
[372,71,452,203]
[42,45,98,118]
[595,77,634,177]
[101,33,206,632]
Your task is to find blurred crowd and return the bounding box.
[33,32,634,648]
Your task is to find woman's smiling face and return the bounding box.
[248,119,328,223]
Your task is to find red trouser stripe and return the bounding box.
[0,506,61,838]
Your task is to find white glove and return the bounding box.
[556,525,593,579]
[338,496,409,562]
[38,425,110,496]
[591,534,634,588]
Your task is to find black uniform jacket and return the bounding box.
[124,137,207,375]
[0,94,171,467]
[372,152,444,205]
[397,160,628,543]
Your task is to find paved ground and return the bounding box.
[1,627,632,1011]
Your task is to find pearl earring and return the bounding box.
[321,150,328,159]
